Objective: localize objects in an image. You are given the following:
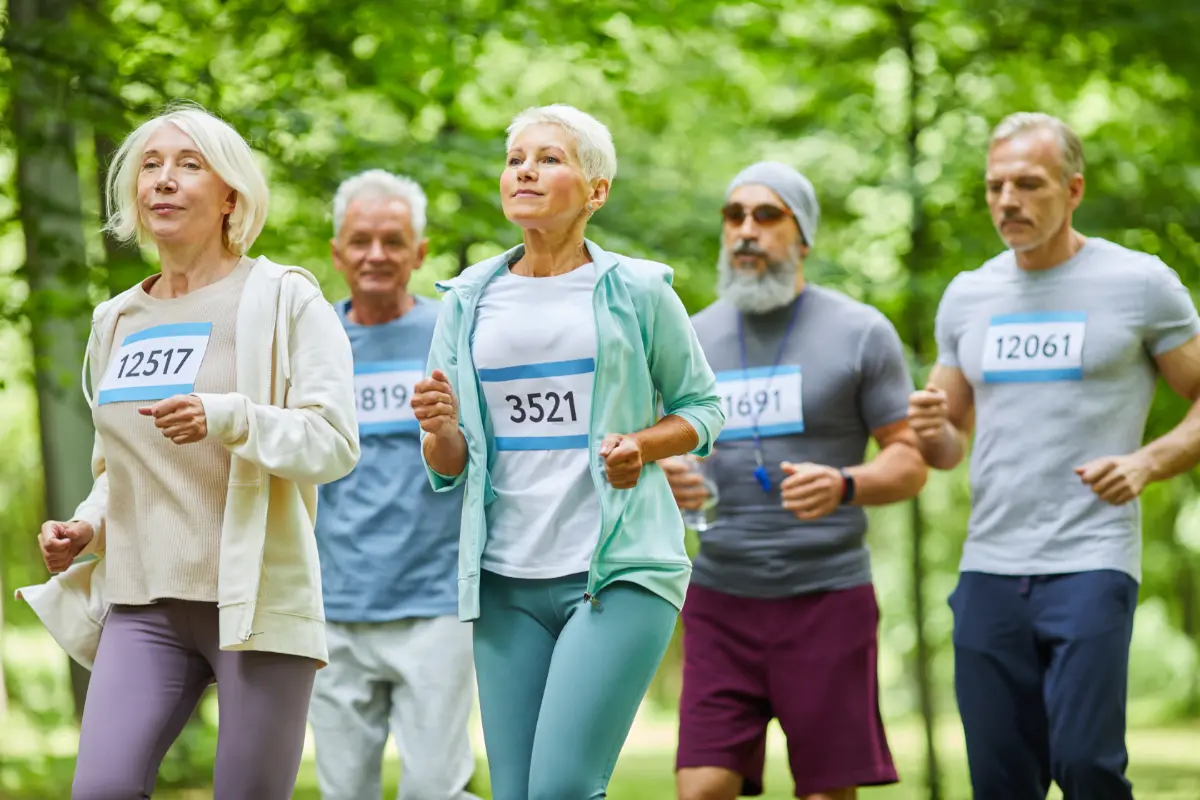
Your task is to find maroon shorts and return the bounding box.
[675,582,898,796]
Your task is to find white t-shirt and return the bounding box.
[471,263,602,578]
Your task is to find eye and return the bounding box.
[142,160,160,171]
[542,155,559,164]
[507,156,522,166]
[182,161,202,170]
[986,182,1002,193]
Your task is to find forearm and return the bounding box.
[847,441,928,506]
[918,420,969,471]
[1136,399,1200,482]
[423,428,469,478]
[632,414,699,463]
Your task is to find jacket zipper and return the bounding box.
[242,269,282,641]
[583,269,609,611]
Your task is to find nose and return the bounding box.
[517,158,536,182]
[737,213,759,239]
[998,182,1020,211]
[155,165,177,193]
[366,239,387,261]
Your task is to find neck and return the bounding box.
[513,223,591,277]
[794,268,807,296]
[1014,225,1087,271]
[154,237,242,298]
[348,291,415,326]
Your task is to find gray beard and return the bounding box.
[717,247,800,315]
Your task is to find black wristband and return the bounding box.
[839,469,856,504]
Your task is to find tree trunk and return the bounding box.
[10,0,97,720]
[94,132,149,295]
[894,3,943,797]
[0,577,7,721]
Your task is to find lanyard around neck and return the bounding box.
[735,291,804,492]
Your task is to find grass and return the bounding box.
[4,626,1200,799]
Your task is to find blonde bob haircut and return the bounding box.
[104,103,269,256]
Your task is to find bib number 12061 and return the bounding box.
[993,332,1072,361]
[981,311,1086,383]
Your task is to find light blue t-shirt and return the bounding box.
[315,296,464,622]
[935,238,1200,582]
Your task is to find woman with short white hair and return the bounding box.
[412,104,725,798]
[20,103,359,798]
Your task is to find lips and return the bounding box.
[151,203,181,212]
[512,190,542,198]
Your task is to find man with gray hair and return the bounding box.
[909,112,1200,799]
[307,169,479,800]
[664,162,928,800]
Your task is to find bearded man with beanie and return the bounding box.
[665,162,928,800]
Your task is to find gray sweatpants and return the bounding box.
[72,600,317,800]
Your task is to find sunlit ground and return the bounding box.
[4,627,1199,799]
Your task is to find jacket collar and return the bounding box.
[435,238,619,299]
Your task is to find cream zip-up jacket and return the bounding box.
[16,257,359,668]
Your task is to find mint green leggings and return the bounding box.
[473,570,679,800]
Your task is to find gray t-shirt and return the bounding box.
[935,238,1200,582]
[689,285,914,598]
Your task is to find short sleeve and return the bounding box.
[1143,259,1200,356]
[934,278,962,368]
[857,315,915,431]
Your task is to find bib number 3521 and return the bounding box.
[479,358,594,451]
[981,311,1086,383]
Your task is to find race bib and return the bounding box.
[96,322,212,405]
[714,365,804,441]
[354,360,421,435]
[478,358,594,451]
[982,311,1086,382]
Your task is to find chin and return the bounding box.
[1003,236,1042,253]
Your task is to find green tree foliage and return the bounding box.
[2,0,1200,794]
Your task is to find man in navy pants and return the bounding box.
[909,112,1200,798]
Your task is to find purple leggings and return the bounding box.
[72,601,317,800]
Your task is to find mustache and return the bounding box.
[1002,211,1032,225]
[731,239,768,257]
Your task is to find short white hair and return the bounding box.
[990,112,1086,182]
[331,169,428,239]
[505,104,618,184]
[104,102,269,256]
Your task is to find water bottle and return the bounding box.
[680,457,719,532]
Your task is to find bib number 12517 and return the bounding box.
[97,322,212,405]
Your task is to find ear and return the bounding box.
[1067,172,1085,212]
[330,238,348,276]
[223,189,238,216]
[586,178,611,214]
[412,238,430,271]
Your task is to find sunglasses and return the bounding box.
[720,202,793,226]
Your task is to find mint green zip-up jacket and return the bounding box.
[422,240,725,621]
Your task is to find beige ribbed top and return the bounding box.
[95,259,250,605]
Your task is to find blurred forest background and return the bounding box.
[3,0,1200,797]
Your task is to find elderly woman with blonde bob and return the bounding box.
[412,104,724,798]
[18,103,359,799]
